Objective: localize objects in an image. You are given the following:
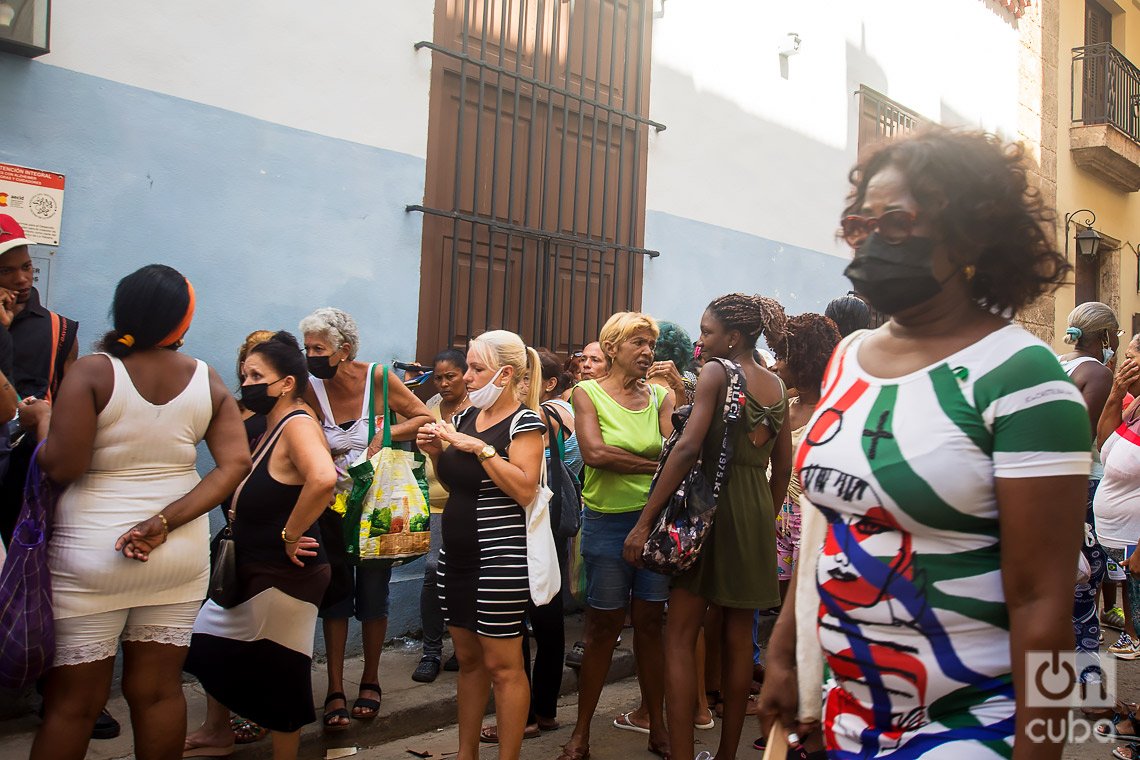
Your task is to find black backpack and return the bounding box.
[542,404,583,539]
[640,358,745,575]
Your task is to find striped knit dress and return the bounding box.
[797,324,1091,758]
[436,406,544,638]
[185,410,330,732]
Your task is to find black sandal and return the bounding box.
[352,683,382,720]
[323,692,350,732]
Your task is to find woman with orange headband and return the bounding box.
[24,264,252,760]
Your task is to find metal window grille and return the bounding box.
[410,0,664,356]
[1072,42,1140,144]
[857,85,925,157]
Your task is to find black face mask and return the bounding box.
[844,233,948,315]
[240,382,279,416]
[307,355,339,380]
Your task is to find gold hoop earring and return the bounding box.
[963,265,976,281]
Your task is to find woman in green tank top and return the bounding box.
[558,312,675,760]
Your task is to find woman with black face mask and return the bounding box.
[297,307,432,731]
[184,331,337,760]
[758,131,1091,760]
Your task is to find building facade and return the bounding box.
[0,0,1045,634]
[1054,0,1140,345]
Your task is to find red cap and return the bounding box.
[0,214,33,256]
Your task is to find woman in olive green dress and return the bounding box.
[624,293,791,760]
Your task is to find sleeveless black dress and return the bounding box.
[436,406,544,638]
[186,410,331,732]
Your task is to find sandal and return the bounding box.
[612,711,650,735]
[1113,744,1140,760]
[323,692,350,732]
[537,716,561,731]
[182,738,235,758]
[555,745,590,760]
[479,723,542,743]
[229,716,268,744]
[1100,710,1140,741]
[352,682,382,720]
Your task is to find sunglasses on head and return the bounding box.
[840,209,918,248]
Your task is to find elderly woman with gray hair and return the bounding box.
[299,307,432,730]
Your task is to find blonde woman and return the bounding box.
[559,312,675,760]
[416,330,546,760]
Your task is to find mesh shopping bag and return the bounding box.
[0,442,59,689]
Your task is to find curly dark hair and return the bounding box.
[655,321,694,370]
[774,313,841,394]
[706,293,787,350]
[843,129,1070,315]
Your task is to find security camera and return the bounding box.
[779,33,802,57]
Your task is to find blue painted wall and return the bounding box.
[0,57,427,377]
[642,210,852,343]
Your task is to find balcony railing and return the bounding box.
[1072,42,1140,143]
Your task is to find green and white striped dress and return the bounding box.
[796,324,1090,758]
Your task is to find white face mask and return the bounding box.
[467,367,506,409]
[1104,346,1115,365]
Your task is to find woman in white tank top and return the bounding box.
[25,266,251,760]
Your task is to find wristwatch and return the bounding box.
[476,444,498,463]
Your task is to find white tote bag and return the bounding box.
[525,460,561,606]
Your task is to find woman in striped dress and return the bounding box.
[416,330,546,760]
[760,131,1092,759]
[185,332,337,760]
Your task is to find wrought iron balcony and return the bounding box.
[1070,43,1140,192]
[1072,43,1140,141]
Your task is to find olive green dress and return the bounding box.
[673,385,787,609]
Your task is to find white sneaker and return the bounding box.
[1111,634,1140,660]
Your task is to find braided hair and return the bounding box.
[775,313,841,394]
[706,293,788,350]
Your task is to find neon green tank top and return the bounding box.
[577,379,667,514]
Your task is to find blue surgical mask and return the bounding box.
[1104,346,1115,365]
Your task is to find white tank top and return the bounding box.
[310,367,376,492]
[1059,355,1105,480]
[49,354,214,619]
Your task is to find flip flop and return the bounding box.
[478,723,541,743]
[612,711,651,735]
[694,716,716,730]
[229,716,268,744]
[555,747,590,760]
[182,739,234,758]
[352,682,382,720]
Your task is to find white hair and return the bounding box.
[1064,302,1118,346]
[299,307,360,359]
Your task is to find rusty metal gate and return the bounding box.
[411,0,663,358]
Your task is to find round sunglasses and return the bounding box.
[840,209,918,248]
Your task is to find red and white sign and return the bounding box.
[0,162,66,246]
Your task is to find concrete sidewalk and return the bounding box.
[0,613,636,760]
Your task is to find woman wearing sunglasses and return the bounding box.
[759,130,1091,759]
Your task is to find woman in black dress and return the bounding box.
[417,329,546,760]
[185,332,337,760]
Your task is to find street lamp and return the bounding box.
[1064,208,1103,260]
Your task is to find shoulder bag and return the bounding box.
[541,404,582,539]
[209,413,298,608]
[640,358,745,575]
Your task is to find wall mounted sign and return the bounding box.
[0,162,65,246]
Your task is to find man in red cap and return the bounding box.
[0,217,113,737]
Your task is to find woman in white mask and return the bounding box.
[1058,302,1124,663]
[417,330,545,760]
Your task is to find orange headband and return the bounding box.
[157,279,196,347]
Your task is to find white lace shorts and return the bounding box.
[53,601,200,666]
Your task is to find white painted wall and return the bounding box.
[38,0,435,157]
[645,0,1023,259]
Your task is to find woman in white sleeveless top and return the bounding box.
[24,265,251,760]
[299,307,431,730]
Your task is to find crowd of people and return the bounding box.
[0,126,1127,760]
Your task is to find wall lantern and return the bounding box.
[1064,208,1103,259]
[0,0,50,58]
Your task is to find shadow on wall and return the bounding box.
[642,38,897,334]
